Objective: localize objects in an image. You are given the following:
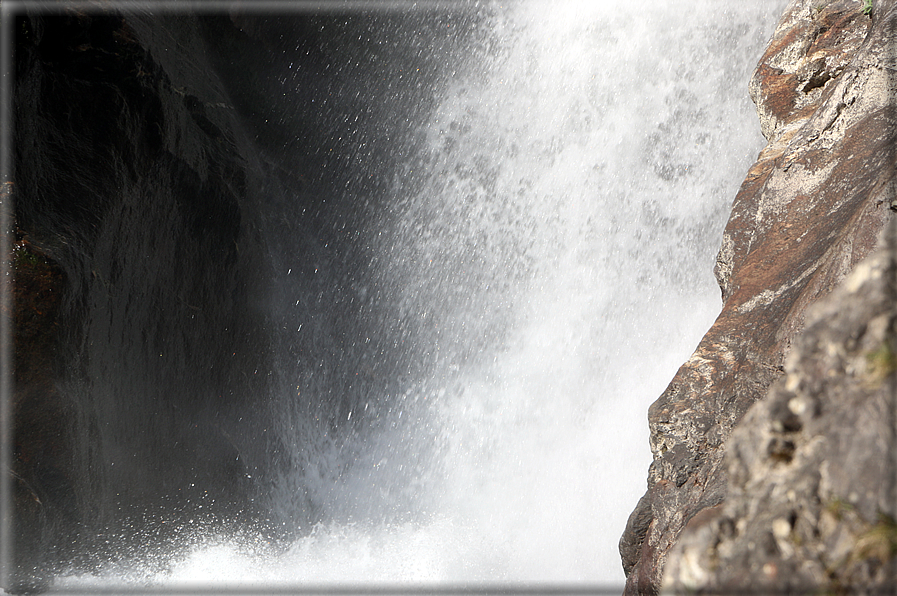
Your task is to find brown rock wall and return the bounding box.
[621,1,897,593]
[663,218,897,594]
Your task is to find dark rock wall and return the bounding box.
[10,10,279,589]
[621,0,897,593]
[7,6,485,592]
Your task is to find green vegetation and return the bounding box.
[865,339,897,382]
[853,512,897,563]
[822,505,897,594]
[863,0,873,15]
[13,242,46,270]
[825,496,855,521]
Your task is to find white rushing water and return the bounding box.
[55,0,787,590]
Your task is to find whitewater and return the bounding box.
[50,0,788,590]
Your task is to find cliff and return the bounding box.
[621,0,897,593]
[663,217,897,594]
[9,11,279,592]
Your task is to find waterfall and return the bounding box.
[54,0,787,589]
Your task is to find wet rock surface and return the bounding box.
[621,0,897,593]
[10,10,279,589]
[9,229,70,595]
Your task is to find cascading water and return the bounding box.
[52,0,788,589]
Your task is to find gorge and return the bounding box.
[8,0,888,594]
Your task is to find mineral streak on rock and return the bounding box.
[621,1,896,593]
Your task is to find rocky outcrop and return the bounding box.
[662,217,897,594]
[621,0,897,593]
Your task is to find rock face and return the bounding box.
[11,13,278,590]
[663,217,897,594]
[620,0,897,593]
